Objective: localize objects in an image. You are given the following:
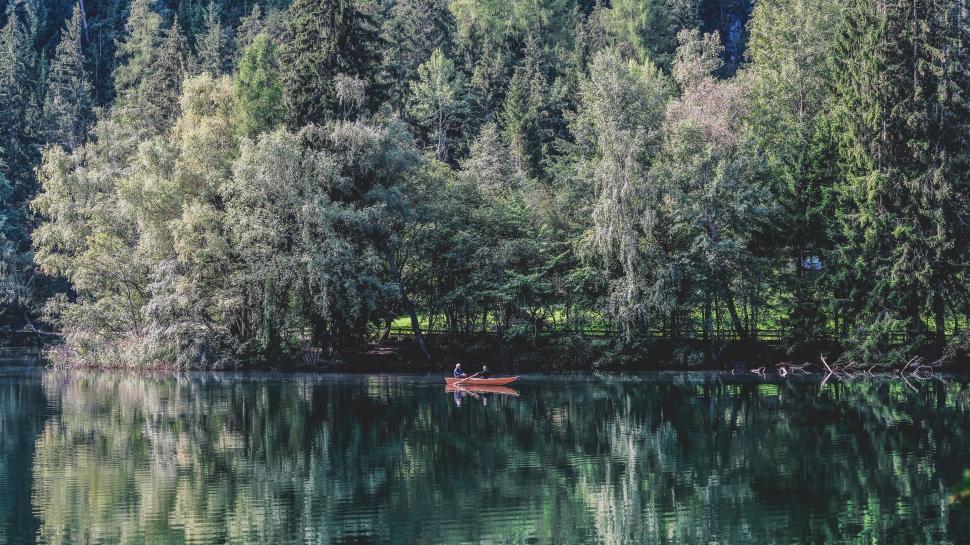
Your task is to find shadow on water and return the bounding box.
[2,370,970,544]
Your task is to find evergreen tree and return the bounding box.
[830,0,970,358]
[195,1,228,76]
[746,0,843,347]
[407,48,464,163]
[234,4,264,60]
[0,2,40,204]
[460,121,522,195]
[143,17,190,131]
[113,0,162,99]
[606,0,699,69]
[43,2,93,151]
[380,0,453,112]
[281,0,381,127]
[467,37,509,123]
[500,37,551,180]
[235,33,284,137]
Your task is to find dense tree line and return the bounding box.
[1,0,969,367]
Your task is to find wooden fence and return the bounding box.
[384,326,941,346]
[384,326,792,343]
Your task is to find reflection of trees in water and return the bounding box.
[30,372,970,545]
[0,372,45,545]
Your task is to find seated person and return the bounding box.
[453,363,466,378]
[480,365,490,378]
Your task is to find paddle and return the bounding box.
[454,371,481,386]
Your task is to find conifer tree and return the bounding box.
[746,0,843,346]
[379,0,453,112]
[281,0,381,127]
[235,33,284,137]
[830,0,970,357]
[0,3,40,204]
[234,4,263,60]
[143,18,190,130]
[113,0,163,101]
[195,1,227,76]
[407,48,464,163]
[43,3,93,151]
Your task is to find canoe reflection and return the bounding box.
[445,384,519,396]
[447,384,519,405]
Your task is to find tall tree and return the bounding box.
[606,0,699,69]
[112,0,164,130]
[746,0,843,347]
[234,32,284,138]
[379,0,453,112]
[43,2,94,151]
[142,17,189,130]
[113,0,162,98]
[281,0,381,126]
[0,1,40,204]
[574,48,671,334]
[829,0,970,359]
[195,1,228,76]
[407,48,464,163]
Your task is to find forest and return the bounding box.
[0,0,969,369]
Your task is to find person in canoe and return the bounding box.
[480,365,490,379]
[454,363,466,379]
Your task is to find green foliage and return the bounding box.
[281,0,381,126]
[407,48,464,162]
[380,0,454,111]
[195,1,229,76]
[746,0,843,350]
[576,48,671,334]
[43,3,93,151]
[234,33,284,137]
[0,1,41,203]
[4,0,970,367]
[605,0,699,69]
[113,0,164,119]
[828,0,970,362]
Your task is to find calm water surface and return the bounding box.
[2,362,970,544]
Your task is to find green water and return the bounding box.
[2,364,970,544]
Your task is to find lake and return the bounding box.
[2,362,970,544]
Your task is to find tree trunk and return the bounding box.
[380,317,392,342]
[933,288,946,350]
[723,287,748,341]
[397,276,431,361]
[703,288,713,363]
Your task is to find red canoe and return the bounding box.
[445,376,518,386]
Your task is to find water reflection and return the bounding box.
[10,371,970,544]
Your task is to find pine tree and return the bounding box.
[43,3,93,151]
[460,121,522,194]
[143,18,190,131]
[500,37,550,180]
[113,0,163,102]
[829,0,970,358]
[195,1,227,76]
[746,0,843,347]
[467,37,509,123]
[281,0,382,127]
[380,0,453,112]
[235,33,284,137]
[0,2,40,205]
[407,48,464,163]
[234,4,263,61]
